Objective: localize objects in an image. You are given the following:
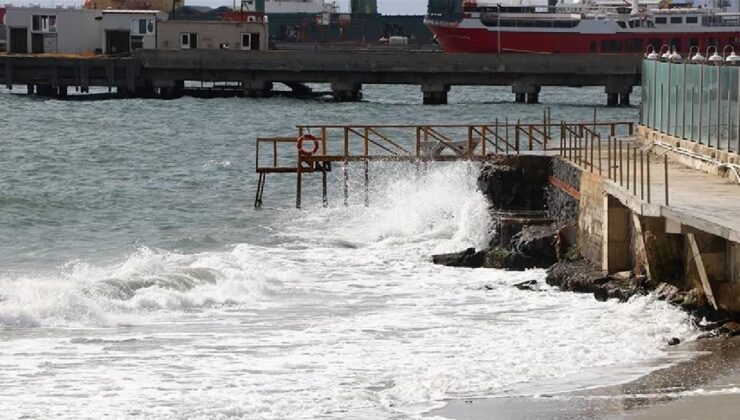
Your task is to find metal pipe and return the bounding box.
[343,162,349,206]
[598,132,602,175]
[699,64,704,144]
[619,140,623,186]
[647,151,651,203]
[665,154,669,206]
[626,144,630,190]
[633,147,638,196]
[640,150,645,201]
[364,160,369,207]
[590,130,594,172]
[607,134,612,179]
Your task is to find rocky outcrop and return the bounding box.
[546,261,649,302]
[477,156,551,213]
[431,248,485,268]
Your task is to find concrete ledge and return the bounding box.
[638,125,740,178]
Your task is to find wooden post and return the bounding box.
[590,131,594,172]
[515,119,520,153]
[528,125,534,151]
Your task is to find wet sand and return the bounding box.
[429,337,740,420]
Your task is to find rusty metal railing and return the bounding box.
[254,120,635,208]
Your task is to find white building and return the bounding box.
[4,6,166,54]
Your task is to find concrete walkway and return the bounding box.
[575,141,740,242]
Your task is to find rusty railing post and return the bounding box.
[590,131,595,172]
[633,147,638,196]
[598,132,602,175]
[619,140,623,186]
[626,144,630,190]
[640,150,645,201]
[344,127,350,206]
[607,134,612,179]
[665,154,670,206]
[647,151,651,203]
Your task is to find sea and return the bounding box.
[0,85,699,419]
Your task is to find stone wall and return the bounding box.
[546,158,580,225]
[577,171,605,267]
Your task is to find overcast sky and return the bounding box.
[11,0,430,15]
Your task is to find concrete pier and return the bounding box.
[0,50,642,105]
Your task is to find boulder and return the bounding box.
[432,248,486,268]
[654,282,681,301]
[483,247,534,271]
[514,280,538,291]
[511,224,559,268]
[547,261,646,302]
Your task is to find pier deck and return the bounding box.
[0,50,642,104]
[564,135,740,242]
[254,119,635,208]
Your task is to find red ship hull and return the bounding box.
[428,23,740,54]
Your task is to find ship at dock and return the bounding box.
[425,0,740,54]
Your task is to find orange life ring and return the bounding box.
[297,134,320,156]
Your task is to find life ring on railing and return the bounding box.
[297,134,320,156]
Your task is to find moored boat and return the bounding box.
[425,0,740,53]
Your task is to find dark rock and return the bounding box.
[484,247,535,271]
[510,224,559,268]
[514,280,538,291]
[667,337,681,346]
[654,283,681,301]
[477,156,551,212]
[720,321,740,337]
[547,261,646,302]
[432,248,485,268]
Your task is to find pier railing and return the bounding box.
[561,133,671,207]
[254,121,634,208]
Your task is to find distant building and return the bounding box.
[0,7,7,52]
[157,19,268,50]
[83,0,183,13]
[4,7,166,54]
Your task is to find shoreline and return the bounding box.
[428,336,740,420]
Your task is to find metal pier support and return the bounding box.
[255,172,266,208]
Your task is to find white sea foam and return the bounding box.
[0,162,698,419]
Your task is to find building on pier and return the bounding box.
[3,7,166,55]
[157,19,269,50]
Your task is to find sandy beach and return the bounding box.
[429,336,740,420]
